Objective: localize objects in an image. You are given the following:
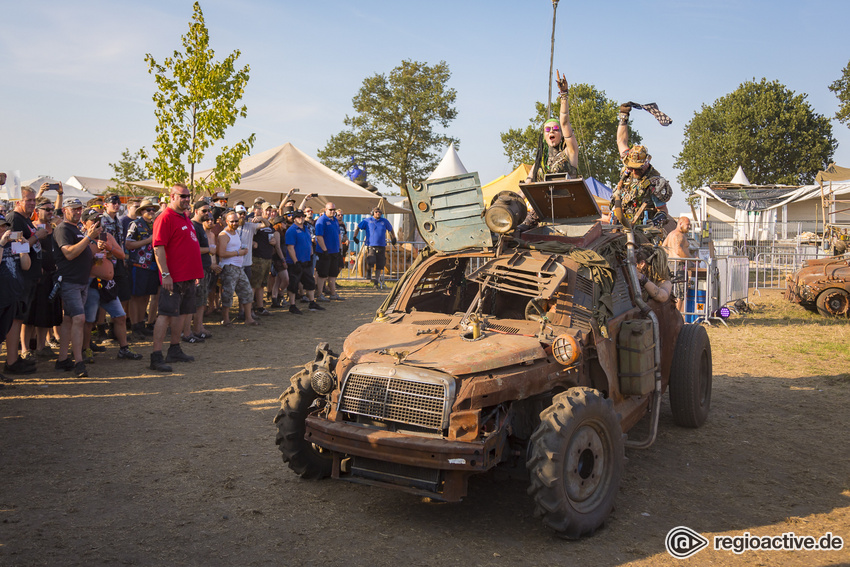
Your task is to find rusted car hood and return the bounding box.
[342,316,546,376]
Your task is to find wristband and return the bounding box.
[162,272,171,278]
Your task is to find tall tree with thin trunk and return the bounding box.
[144,2,255,196]
[318,60,459,194]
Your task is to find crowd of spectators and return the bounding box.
[0,181,395,383]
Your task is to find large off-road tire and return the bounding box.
[274,369,332,479]
[816,288,850,317]
[669,324,712,428]
[526,387,624,539]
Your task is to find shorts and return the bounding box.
[25,275,63,328]
[316,252,341,278]
[195,270,212,303]
[85,287,127,323]
[221,264,253,306]
[0,304,15,338]
[249,257,272,289]
[366,247,387,277]
[13,283,37,321]
[242,265,252,283]
[157,280,197,317]
[113,262,132,302]
[287,261,316,294]
[60,281,89,318]
[131,265,160,297]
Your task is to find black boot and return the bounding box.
[149,351,173,372]
[165,343,195,363]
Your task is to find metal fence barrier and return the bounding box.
[338,241,426,285]
[752,251,830,292]
[667,257,718,324]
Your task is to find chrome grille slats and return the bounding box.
[339,368,451,431]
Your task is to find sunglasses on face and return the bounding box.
[175,193,191,200]
[199,208,210,213]
[544,125,560,133]
[39,207,55,212]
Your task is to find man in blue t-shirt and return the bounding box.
[353,208,397,288]
[314,202,342,300]
[284,210,322,315]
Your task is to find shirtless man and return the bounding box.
[662,216,692,311]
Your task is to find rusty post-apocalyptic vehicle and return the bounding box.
[274,174,712,537]
[785,255,850,317]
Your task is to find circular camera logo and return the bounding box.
[666,526,709,559]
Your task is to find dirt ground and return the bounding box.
[1,286,849,566]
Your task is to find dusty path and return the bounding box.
[1,288,848,566]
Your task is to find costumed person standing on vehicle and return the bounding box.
[612,102,673,224]
[517,70,579,233]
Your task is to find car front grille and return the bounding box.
[339,369,451,431]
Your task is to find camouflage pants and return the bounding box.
[221,264,253,307]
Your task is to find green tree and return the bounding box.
[500,83,641,188]
[144,2,255,195]
[828,59,850,128]
[108,147,153,196]
[675,78,837,195]
[318,60,458,193]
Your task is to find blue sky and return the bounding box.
[2,0,848,215]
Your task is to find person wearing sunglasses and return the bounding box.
[526,70,579,184]
[148,184,204,372]
[126,200,159,340]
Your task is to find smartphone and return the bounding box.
[9,231,22,240]
[47,183,61,191]
[98,231,107,242]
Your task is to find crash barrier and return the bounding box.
[752,250,830,292]
[338,241,427,284]
[667,256,744,324]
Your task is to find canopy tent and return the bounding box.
[16,176,95,201]
[427,143,467,180]
[131,143,407,214]
[66,176,114,196]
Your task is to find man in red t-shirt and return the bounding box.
[150,183,203,372]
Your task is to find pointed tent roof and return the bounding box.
[130,143,406,214]
[66,176,115,196]
[481,164,531,204]
[730,166,750,185]
[427,143,468,180]
[20,176,95,200]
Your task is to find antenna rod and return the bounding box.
[546,0,560,118]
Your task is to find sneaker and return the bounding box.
[308,301,325,312]
[36,346,56,359]
[90,343,107,353]
[46,339,61,349]
[21,351,35,361]
[117,346,143,361]
[74,361,88,378]
[82,349,95,364]
[55,358,75,371]
[255,308,272,316]
[372,281,380,289]
[328,294,344,301]
[4,358,36,375]
[196,331,213,340]
[299,295,310,303]
[316,295,330,303]
[149,351,173,372]
[182,334,204,344]
[289,304,303,315]
[165,344,195,363]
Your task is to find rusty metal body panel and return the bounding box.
[785,256,850,316]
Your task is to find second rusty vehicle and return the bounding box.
[274,174,712,538]
[785,255,850,317]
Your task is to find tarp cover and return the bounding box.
[816,163,850,184]
[131,143,407,214]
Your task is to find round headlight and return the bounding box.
[310,369,334,395]
[552,334,580,366]
[484,191,526,234]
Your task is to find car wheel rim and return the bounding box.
[565,423,607,509]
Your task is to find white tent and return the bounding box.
[18,176,95,201]
[730,166,750,185]
[66,176,114,196]
[427,143,467,180]
[131,143,407,214]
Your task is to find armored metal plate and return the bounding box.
[521,177,601,222]
[466,250,568,299]
[408,173,492,253]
